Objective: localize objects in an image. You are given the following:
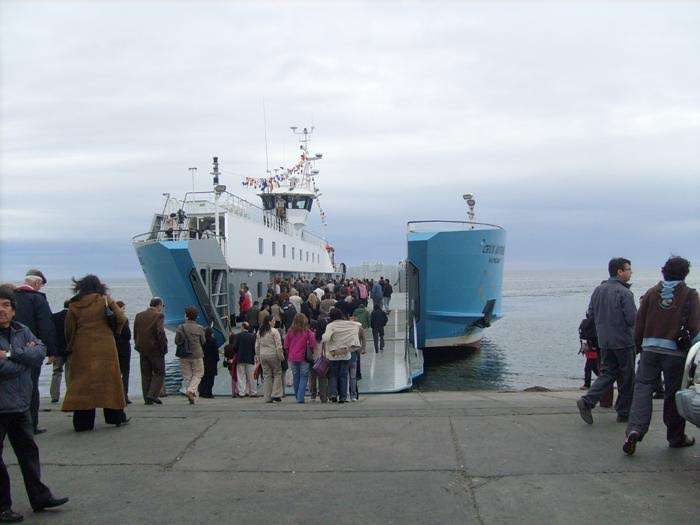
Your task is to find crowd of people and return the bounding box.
[2,256,697,521]
[576,256,699,456]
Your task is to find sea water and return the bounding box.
[37,268,698,394]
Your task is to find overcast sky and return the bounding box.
[1,0,699,280]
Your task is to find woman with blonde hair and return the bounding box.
[284,313,317,403]
[255,315,284,402]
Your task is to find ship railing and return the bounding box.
[407,220,504,232]
[132,229,225,244]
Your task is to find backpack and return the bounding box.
[578,316,597,346]
[175,324,193,358]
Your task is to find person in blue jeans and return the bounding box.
[284,313,317,403]
[322,308,361,403]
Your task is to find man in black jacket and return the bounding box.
[577,258,637,425]
[13,270,58,435]
[49,301,70,403]
[0,286,69,522]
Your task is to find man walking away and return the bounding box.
[382,279,393,312]
[370,303,388,353]
[133,298,168,405]
[0,286,69,522]
[235,323,257,397]
[13,270,58,435]
[114,301,132,404]
[50,301,70,403]
[371,279,384,311]
[623,256,699,455]
[577,258,636,424]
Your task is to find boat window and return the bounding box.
[258,238,263,254]
[292,247,295,259]
[257,282,263,298]
[272,242,276,257]
[283,244,286,258]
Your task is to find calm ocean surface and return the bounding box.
[38,268,698,394]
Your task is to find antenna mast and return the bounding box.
[188,166,197,192]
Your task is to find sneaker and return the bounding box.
[350,397,357,402]
[623,431,641,456]
[0,508,23,522]
[577,398,593,424]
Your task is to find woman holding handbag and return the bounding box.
[62,275,129,431]
[255,315,284,403]
[284,313,317,403]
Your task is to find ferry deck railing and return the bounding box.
[407,220,504,232]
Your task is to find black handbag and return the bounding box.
[175,325,193,358]
[304,333,314,364]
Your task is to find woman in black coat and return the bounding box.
[198,328,220,398]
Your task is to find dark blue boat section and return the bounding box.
[407,225,505,349]
[134,239,228,345]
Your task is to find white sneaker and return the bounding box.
[350,396,357,402]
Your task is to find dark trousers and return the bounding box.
[139,353,165,400]
[29,366,41,432]
[627,351,686,444]
[198,375,215,397]
[372,327,385,353]
[582,346,635,417]
[583,357,600,387]
[118,351,131,402]
[328,360,349,401]
[0,411,51,510]
[72,409,126,432]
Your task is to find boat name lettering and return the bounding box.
[482,244,505,255]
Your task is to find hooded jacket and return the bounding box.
[0,321,46,413]
[635,281,700,354]
[586,277,637,350]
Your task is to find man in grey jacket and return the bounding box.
[0,286,68,522]
[577,258,637,425]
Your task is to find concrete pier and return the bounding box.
[5,391,697,524]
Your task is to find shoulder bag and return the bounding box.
[175,325,193,358]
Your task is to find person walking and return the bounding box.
[284,313,316,404]
[114,301,132,404]
[0,286,69,522]
[134,298,168,405]
[246,301,261,333]
[371,279,384,310]
[175,306,206,404]
[61,275,130,431]
[322,308,361,403]
[234,323,257,397]
[13,270,57,435]
[623,256,699,455]
[255,316,284,403]
[382,279,393,311]
[198,328,219,399]
[348,323,366,402]
[370,303,388,353]
[50,300,70,403]
[577,258,637,425]
[223,333,239,398]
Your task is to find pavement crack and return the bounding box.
[449,417,485,525]
[164,417,219,470]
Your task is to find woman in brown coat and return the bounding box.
[62,275,129,431]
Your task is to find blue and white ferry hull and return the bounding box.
[407,222,505,350]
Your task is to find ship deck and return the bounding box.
[206,292,422,396]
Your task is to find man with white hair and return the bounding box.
[13,270,57,436]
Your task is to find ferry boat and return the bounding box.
[406,195,505,350]
[132,127,344,343]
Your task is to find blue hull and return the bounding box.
[407,226,505,349]
[134,239,227,344]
